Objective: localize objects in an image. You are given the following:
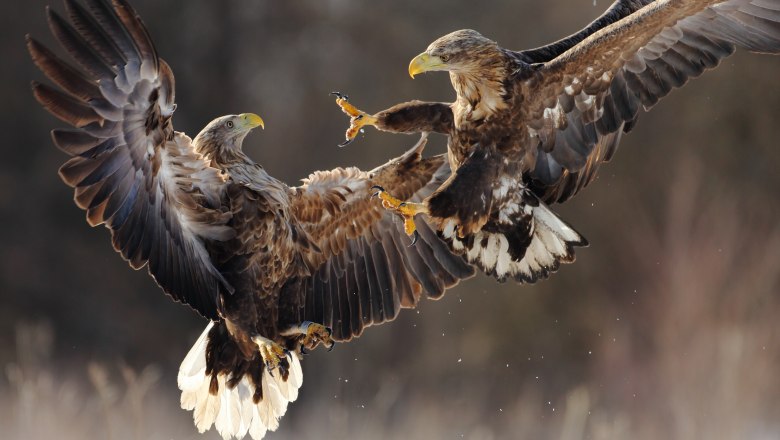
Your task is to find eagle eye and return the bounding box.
[440,54,450,62]
[226,121,234,128]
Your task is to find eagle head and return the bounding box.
[193,113,265,158]
[408,29,501,78]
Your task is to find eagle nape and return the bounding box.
[331,91,378,147]
[371,185,429,246]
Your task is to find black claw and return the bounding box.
[338,138,354,148]
[371,185,385,198]
[325,327,332,337]
[409,230,419,247]
[327,342,335,352]
[399,202,407,207]
[330,91,348,100]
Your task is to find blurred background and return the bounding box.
[1,0,779,439]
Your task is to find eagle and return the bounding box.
[28,0,476,438]
[335,0,780,282]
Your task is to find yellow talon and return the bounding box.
[300,321,334,353]
[253,335,289,374]
[331,92,378,146]
[371,186,429,245]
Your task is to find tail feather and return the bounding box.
[215,378,241,439]
[441,199,587,283]
[178,320,211,392]
[178,322,303,440]
[193,376,221,433]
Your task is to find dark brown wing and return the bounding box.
[520,0,780,203]
[29,0,233,319]
[518,0,654,63]
[287,135,475,341]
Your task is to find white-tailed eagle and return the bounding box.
[28,0,476,438]
[335,0,780,282]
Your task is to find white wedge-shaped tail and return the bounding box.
[178,322,303,440]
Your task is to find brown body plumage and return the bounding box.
[28,1,475,438]
[338,0,780,282]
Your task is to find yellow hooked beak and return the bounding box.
[239,113,265,130]
[408,52,447,78]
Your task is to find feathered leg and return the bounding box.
[332,92,454,146]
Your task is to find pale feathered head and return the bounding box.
[193,113,264,158]
[408,29,502,78]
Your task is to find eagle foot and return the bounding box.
[254,336,290,378]
[371,185,429,246]
[299,321,334,354]
[331,91,377,147]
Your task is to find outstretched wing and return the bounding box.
[29,0,233,319]
[288,135,475,341]
[518,0,654,63]
[520,0,780,203]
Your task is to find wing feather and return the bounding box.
[518,0,654,63]
[30,0,234,319]
[523,0,780,203]
[64,0,126,67]
[286,135,475,341]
